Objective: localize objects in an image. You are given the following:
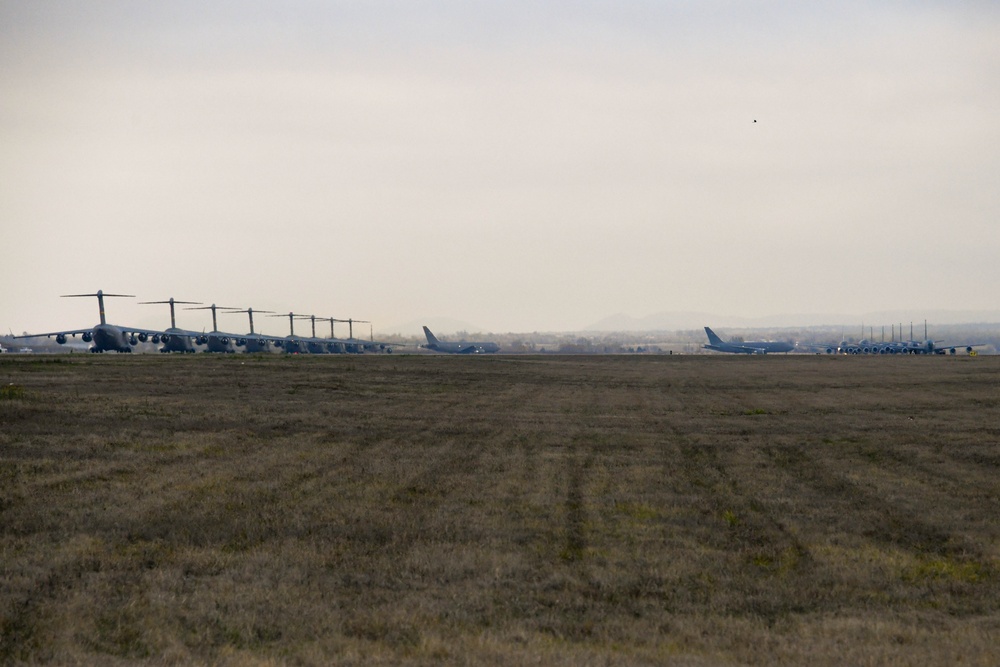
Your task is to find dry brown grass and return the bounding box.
[2,354,999,665]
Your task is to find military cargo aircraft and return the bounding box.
[184,304,244,353]
[13,290,173,353]
[222,307,277,353]
[139,298,205,353]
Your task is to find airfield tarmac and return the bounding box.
[2,354,999,665]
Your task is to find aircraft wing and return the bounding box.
[116,325,182,338]
[13,328,93,339]
[933,341,987,352]
[729,344,769,354]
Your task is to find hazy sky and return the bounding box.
[3,1,998,335]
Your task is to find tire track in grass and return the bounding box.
[757,437,1000,616]
[662,425,815,622]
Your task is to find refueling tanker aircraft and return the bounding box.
[13,290,178,353]
[702,326,794,355]
[421,326,499,354]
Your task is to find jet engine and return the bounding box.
[137,332,148,342]
[129,336,138,345]
[196,335,208,345]
[219,337,229,345]
[56,334,67,345]
[161,333,172,344]
[236,338,247,347]
[82,332,92,342]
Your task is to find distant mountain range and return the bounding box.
[584,310,1000,332]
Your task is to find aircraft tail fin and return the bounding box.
[422,326,439,345]
[704,327,725,346]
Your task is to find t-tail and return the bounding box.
[62,290,135,325]
[704,326,725,347]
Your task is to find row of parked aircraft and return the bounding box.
[13,291,390,354]
[827,322,984,355]
[13,290,504,355]
[13,293,978,357]
[703,325,984,355]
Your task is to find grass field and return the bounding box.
[2,354,999,665]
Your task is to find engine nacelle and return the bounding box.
[137,332,148,343]
[82,332,93,343]
[56,334,67,345]
[196,335,208,345]
[219,337,229,345]
[237,338,247,347]
[129,336,138,345]
[274,340,283,348]
[161,333,172,344]
[152,334,160,344]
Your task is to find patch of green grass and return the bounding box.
[1,383,25,399]
[904,557,990,583]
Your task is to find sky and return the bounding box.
[2,1,999,336]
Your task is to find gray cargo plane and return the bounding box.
[268,312,310,354]
[185,304,243,353]
[838,322,984,355]
[139,298,204,353]
[13,290,172,353]
[422,326,500,354]
[223,308,277,353]
[703,327,794,355]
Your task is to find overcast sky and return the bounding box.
[2,1,998,336]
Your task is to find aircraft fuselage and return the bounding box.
[91,324,134,353]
